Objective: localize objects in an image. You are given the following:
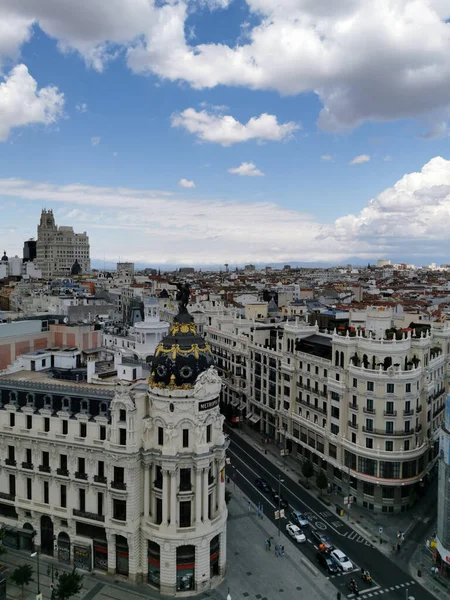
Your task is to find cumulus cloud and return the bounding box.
[0,64,64,141]
[3,1,450,131]
[350,154,370,165]
[171,108,299,146]
[76,102,87,112]
[91,136,101,146]
[3,157,450,264]
[228,162,264,176]
[179,178,196,188]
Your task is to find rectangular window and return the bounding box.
[406,383,411,393]
[60,454,67,470]
[367,398,374,411]
[365,419,373,432]
[385,401,394,415]
[60,485,67,508]
[119,428,126,446]
[9,413,15,427]
[97,492,104,516]
[366,438,373,449]
[114,466,124,483]
[363,482,374,496]
[158,427,164,446]
[329,443,337,458]
[182,429,189,448]
[79,489,86,512]
[353,378,357,388]
[79,422,87,438]
[119,409,126,422]
[26,415,32,430]
[405,421,411,433]
[8,445,15,461]
[78,457,85,474]
[9,474,16,497]
[331,391,340,401]
[156,498,162,525]
[385,441,393,451]
[113,499,127,521]
[44,481,49,504]
[405,400,411,413]
[62,420,68,435]
[324,369,327,378]
[315,366,319,375]
[386,383,394,394]
[367,381,374,392]
[99,425,106,440]
[330,423,339,435]
[26,478,32,500]
[404,440,410,451]
[98,461,105,477]
[206,424,212,443]
[26,448,32,464]
[179,500,192,527]
[42,451,49,467]
[386,422,394,434]
[331,406,340,419]
[44,417,50,432]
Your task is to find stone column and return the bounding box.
[218,461,225,511]
[127,531,140,583]
[148,464,153,516]
[169,470,177,526]
[219,529,227,576]
[195,467,202,524]
[106,531,116,575]
[202,468,209,522]
[162,470,169,526]
[144,465,150,518]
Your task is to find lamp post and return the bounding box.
[30,550,40,595]
[277,473,284,537]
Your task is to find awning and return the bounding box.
[250,414,261,424]
[230,398,239,407]
[246,412,253,420]
[239,402,246,409]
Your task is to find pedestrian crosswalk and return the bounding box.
[342,530,373,546]
[347,580,416,598]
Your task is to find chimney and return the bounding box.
[87,356,96,383]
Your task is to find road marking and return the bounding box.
[315,521,327,530]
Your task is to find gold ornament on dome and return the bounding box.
[170,322,196,335]
[148,375,194,391]
[154,342,213,360]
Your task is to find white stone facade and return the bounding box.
[0,366,227,594]
[207,309,449,512]
[36,209,90,278]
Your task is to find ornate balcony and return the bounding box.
[94,475,107,484]
[75,471,88,480]
[111,480,127,490]
[39,465,51,473]
[56,468,69,477]
[21,462,33,470]
[73,509,105,522]
[5,458,16,467]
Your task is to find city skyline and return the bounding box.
[1,1,450,265]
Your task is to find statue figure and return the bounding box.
[171,281,190,312]
[165,425,179,446]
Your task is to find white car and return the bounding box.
[330,548,353,572]
[286,523,306,543]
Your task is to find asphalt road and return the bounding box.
[226,428,434,600]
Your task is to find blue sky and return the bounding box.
[1,1,450,267]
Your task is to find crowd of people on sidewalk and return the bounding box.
[264,538,285,557]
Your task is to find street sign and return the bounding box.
[36,594,42,600]
[378,527,383,535]
[274,510,280,520]
[280,449,289,456]
[280,509,285,518]
[344,496,349,505]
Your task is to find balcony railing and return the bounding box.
[73,509,105,522]
[21,462,33,470]
[56,468,69,477]
[348,421,358,430]
[0,492,15,501]
[349,402,358,410]
[5,458,16,467]
[403,410,414,416]
[94,475,107,484]
[39,465,51,473]
[416,405,423,414]
[111,481,127,490]
[383,411,397,417]
[362,426,415,436]
[75,471,88,480]
[363,407,375,414]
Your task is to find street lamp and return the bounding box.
[30,550,40,595]
[227,587,231,600]
[277,473,284,537]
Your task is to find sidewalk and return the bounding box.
[233,426,435,557]
[0,482,337,600]
[408,525,450,599]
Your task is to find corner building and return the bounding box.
[0,309,227,595]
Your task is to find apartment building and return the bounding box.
[207,307,448,512]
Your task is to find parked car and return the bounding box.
[316,551,339,574]
[291,510,309,528]
[311,531,334,550]
[330,548,353,572]
[255,478,272,493]
[286,523,306,543]
[272,491,289,509]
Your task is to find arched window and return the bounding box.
[340,352,344,368]
[99,402,107,415]
[335,350,339,366]
[81,400,89,413]
[9,391,18,405]
[26,393,34,407]
[62,397,70,411]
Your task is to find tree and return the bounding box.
[301,459,314,485]
[54,569,83,600]
[316,470,328,496]
[11,564,33,597]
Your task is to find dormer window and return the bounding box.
[62,397,70,411]
[81,400,89,413]
[43,395,52,409]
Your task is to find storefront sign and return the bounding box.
[199,398,220,411]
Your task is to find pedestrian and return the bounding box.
[280,544,284,557]
[268,539,272,551]
[265,539,269,551]
[396,543,400,554]
[260,503,264,519]
[248,501,251,512]
[275,544,279,557]
[257,503,261,518]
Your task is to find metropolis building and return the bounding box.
[0,303,227,594]
[437,396,450,566]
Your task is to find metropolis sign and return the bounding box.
[199,398,220,411]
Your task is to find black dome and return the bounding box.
[71,259,81,276]
[1,251,8,262]
[150,309,214,389]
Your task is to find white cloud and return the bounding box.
[2,2,450,130]
[112,151,118,157]
[321,154,334,161]
[91,136,101,146]
[228,162,264,177]
[179,178,196,188]
[0,64,64,141]
[350,154,370,165]
[2,157,450,264]
[76,102,87,112]
[171,108,299,146]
